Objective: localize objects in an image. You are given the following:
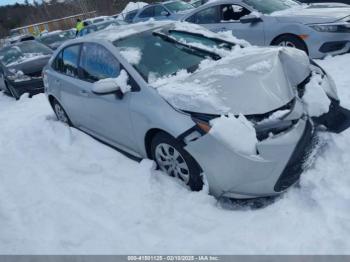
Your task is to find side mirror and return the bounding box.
[161,11,170,17]
[240,14,262,24]
[92,78,121,95]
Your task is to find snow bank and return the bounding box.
[210,114,258,156]
[303,72,331,117]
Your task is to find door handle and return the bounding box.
[80,90,90,97]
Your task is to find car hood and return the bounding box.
[272,4,350,24]
[7,55,51,76]
[154,47,310,115]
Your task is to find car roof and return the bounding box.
[82,21,173,42]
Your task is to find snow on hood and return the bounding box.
[152,47,310,115]
[271,4,350,24]
[7,53,51,67]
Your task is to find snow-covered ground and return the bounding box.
[0,54,350,254]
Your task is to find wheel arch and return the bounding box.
[270,33,309,54]
[144,128,174,159]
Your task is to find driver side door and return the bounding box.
[77,43,138,152]
[186,4,265,46]
[217,4,265,45]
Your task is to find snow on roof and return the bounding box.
[84,20,173,42]
[84,20,247,46]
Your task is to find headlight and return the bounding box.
[7,69,32,82]
[310,23,350,33]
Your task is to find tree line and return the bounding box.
[0,0,155,37]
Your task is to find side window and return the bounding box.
[220,4,251,21]
[190,6,219,24]
[139,6,154,18]
[125,10,137,23]
[52,50,63,72]
[154,5,168,16]
[79,43,120,83]
[61,45,80,78]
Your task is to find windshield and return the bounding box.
[40,31,73,45]
[243,0,300,14]
[164,1,194,13]
[0,41,52,66]
[114,31,210,82]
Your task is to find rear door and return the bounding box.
[49,44,91,127]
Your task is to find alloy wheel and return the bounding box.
[278,41,296,48]
[155,143,190,184]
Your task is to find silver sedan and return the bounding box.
[181,0,350,59]
[44,21,350,199]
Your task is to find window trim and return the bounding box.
[78,42,141,92]
[52,44,82,77]
[220,4,252,23]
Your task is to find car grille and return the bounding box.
[274,120,317,192]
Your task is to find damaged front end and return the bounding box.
[182,97,318,198]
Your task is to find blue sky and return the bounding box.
[0,0,28,6]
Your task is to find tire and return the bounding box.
[5,82,20,100]
[272,35,308,54]
[151,132,203,191]
[52,99,72,126]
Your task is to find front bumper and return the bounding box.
[185,118,316,199]
[7,78,44,97]
[306,31,350,59]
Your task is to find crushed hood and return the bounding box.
[272,4,350,24]
[155,47,310,115]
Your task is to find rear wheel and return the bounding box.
[151,132,203,191]
[272,35,308,54]
[52,99,72,126]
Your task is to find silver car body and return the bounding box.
[181,0,350,58]
[44,21,339,199]
[130,1,195,23]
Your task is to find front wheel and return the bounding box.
[272,35,308,54]
[151,132,203,191]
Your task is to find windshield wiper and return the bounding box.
[153,31,221,61]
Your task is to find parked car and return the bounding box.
[126,0,194,23]
[181,0,350,59]
[3,34,36,46]
[83,16,114,26]
[190,0,209,8]
[37,30,76,50]
[300,0,350,4]
[44,21,350,199]
[77,20,127,37]
[0,40,52,99]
